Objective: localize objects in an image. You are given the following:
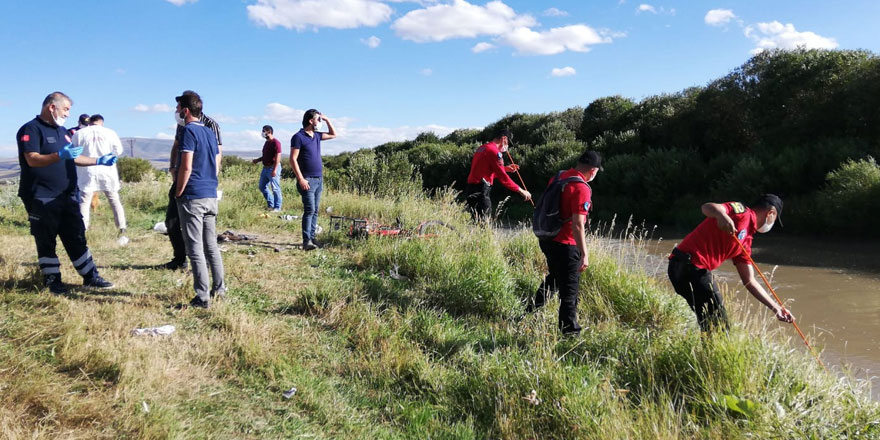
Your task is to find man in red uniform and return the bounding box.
[464,128,531,220]
[668,195,794,332]
[527,150,602,335]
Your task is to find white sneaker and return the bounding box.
[117,236,130,246]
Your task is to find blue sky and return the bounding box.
[1,0,877,158]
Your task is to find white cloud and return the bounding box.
[550,66,576,77]
[155,132,175,140]
[704,9,736,27]
[745,21,838,54]
[361,35,381,48]
[420,68,433,76]
[543,7,568,17]
[263,103,306,124]
[471,42,495,53]
[247,0,393,31]
[133,104,173,113]
[114,68,126,75]
[166,0,197,5]
[500,25,611,56]
[392,0,536,42]
[637,4,656,14]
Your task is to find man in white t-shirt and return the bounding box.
[72,114,128,245]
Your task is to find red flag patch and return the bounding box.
[21,134,30,142]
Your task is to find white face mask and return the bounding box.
[174,111,185,126]
[757,216,775,233]
[52,108,67,127]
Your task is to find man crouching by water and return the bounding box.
[668,195,794,332]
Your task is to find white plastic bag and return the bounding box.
[130,325,176,336]
[153,221,167,234]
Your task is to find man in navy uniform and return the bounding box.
[16,92,117,294]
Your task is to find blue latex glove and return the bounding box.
[58,143,83,160]
[97,154,118,166]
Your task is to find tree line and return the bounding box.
[326,48,880,236]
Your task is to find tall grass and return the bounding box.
[0,173,876,439]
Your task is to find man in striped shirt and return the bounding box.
[162,90,222,270]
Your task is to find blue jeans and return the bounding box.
[258,166,282,210]
[297,176,322,243]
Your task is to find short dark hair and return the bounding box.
[303,109,320,128]
[42,91,72,108]
[262,125,274,134]
[89,114,104,124]
[177,93,203,118]
[78,114,91,125]
[493,127,513,142]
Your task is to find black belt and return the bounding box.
[669,247,692,263]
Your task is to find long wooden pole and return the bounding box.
[505,151,534,207]
[732,235,826,370]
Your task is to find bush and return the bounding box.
[815,156,880,235]
[116,157,155,183]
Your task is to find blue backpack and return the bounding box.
[532,171,588,240]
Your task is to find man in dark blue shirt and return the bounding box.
[163,90,222,270]
[174,92,225,309]
[17,92,118,294]
[290,109,336,251]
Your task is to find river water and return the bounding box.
[643,233,880,400]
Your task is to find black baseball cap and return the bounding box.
[753,194,783,226]
[578,150,603,171]
[78,114,90,125]
[175,90,199,103]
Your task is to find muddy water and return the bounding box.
[644,234,880,400]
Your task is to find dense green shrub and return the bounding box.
[815,157,880,235]
[323,48,880,236]
[116,157,156,183]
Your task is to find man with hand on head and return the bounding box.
[668,195,794,332]
[464,127,531,221]
[72,114,128,244]
[290,109,336,251]
[16,92,116,294]
[174,92,226,309]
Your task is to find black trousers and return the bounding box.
[23,194,98,280]
[533,239,582,334]
[667,248,729,332]
[165,183,186,264]
[465,182,491,221]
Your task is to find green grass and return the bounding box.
[0,167,877,439]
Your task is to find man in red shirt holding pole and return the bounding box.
[668,195,794,332]
[464,128,531,220]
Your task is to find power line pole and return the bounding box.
[128,139,136,158]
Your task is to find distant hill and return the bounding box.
[0,138,259,177]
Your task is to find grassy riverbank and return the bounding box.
[0,169,877,439]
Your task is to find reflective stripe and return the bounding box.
[38,257,60,265]
[41,266,61,275]
[77,261,96,276]
[71,250,92,267]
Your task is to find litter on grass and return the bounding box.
[130,325,176,336]
[282,387,297,399]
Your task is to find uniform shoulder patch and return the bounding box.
[497,152,503,159]
[737,229,747,240]
[729,202,745,214]
[584,201,591,212]
[21,134,30,142]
